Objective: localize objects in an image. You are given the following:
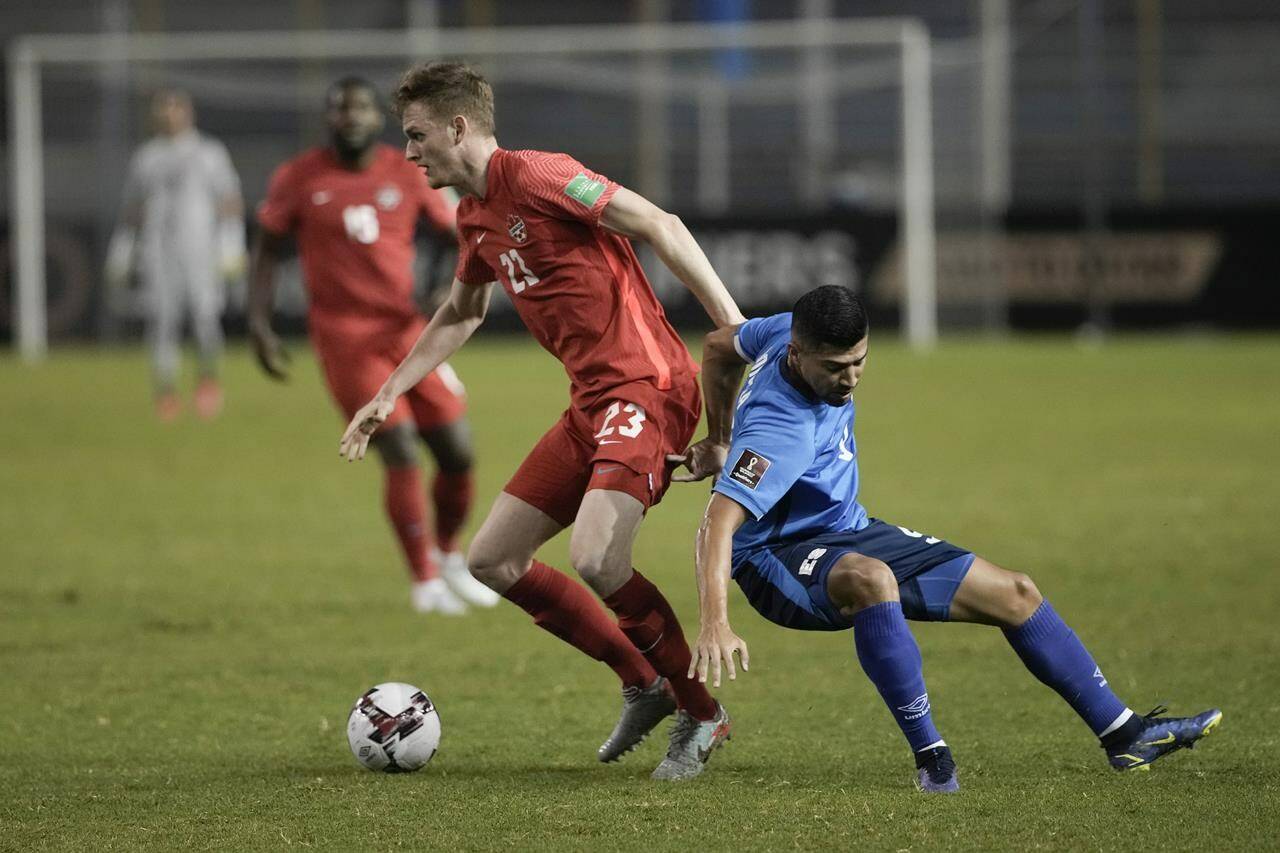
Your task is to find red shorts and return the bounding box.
[503,375,702,527]
[311,318,466,433]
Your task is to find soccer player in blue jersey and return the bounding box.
[671,285,1222,793]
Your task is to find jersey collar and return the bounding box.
[778,352,822,405]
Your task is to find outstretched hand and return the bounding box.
[689,622,750,688]
[339,396,395,461]
[667,438,729,483]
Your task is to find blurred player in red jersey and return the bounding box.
[339,63,745,781]
[249,77,498,616]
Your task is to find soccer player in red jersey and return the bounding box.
[339,62,745,781]
[249,77,498,616]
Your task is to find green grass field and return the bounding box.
[2,333,1278,851]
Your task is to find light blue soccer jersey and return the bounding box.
[712,312,869,554]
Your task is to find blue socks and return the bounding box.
[1004,600,1130,736]
[854,601,943,753]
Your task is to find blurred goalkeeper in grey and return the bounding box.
[106,89,246,421]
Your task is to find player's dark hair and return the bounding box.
[327,76,382,109]
[392,61,495,134]
[791,286,868,350]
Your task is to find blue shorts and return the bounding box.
[731,519,975,631]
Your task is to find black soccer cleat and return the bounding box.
[1106,706,1223,772]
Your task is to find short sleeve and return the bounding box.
[508,152,619,227]
[733,313,792,362]
[454,225,496,286]
[256,160,300,236]
[712,401,816,520]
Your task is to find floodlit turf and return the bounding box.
[2,333,1277,850]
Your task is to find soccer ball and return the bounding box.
[346,682,441,773]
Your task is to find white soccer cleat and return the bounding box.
[436,550,500,608]
[411,578,468,615]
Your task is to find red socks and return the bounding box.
[604,570,718,720]
[386,465,472,578]
[383,466,437,581]
[503,561,657,690]
[431,470,474,554]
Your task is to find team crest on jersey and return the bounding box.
[376,185,402,211]
[729,449,771,490]
[506,214,529,244]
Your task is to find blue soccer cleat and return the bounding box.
[1106,706,1223,772]
[915,744,960,793]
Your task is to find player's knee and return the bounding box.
[372,426,417,468]
[568,535,627,593]
[432,442,474,474]
[1007,572,1043,623]
[422,421,475,474]
[828,555,896,611]
[464,544,524,592]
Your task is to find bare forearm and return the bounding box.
[695,514,735,626]
[702,353,746,444]
[651,216,744,329]
[379,302,481,400]
[247,235,278,332]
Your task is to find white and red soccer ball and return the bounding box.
[346,682,441,773]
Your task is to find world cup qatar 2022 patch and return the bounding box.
[728,449,771,490]
[563,172,606,207]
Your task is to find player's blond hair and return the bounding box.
[392,62,495,135]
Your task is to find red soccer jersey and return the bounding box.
[454,149,696,407]
[257,144,455,337]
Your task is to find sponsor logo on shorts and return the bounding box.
[729,449,771,490]
[506,214,528,243]
[897,692,931,721]
[798,548,828,577]
[564,172,606,207]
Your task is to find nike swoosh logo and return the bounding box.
[476,233,485,245]
[1139,733,1176,746]
[595,464,623,474]
[696,720,731,763]
[311,191,332,205]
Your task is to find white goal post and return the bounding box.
[7,18,936,362]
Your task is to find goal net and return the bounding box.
[7,19,997,360]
